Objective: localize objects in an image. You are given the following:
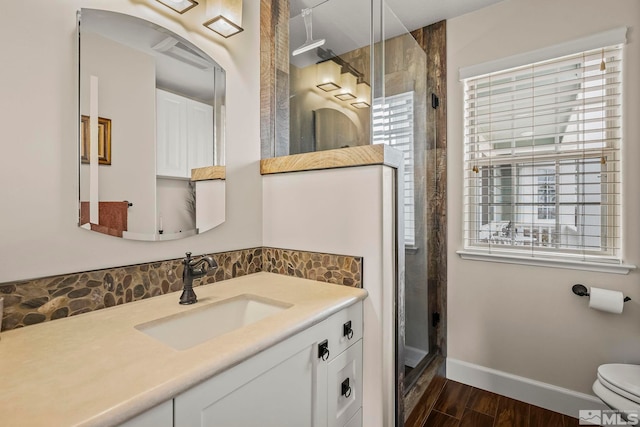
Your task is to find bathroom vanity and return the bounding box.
[0,273,366,427]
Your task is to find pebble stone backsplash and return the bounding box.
[0,247,362,331]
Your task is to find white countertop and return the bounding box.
[0,272,367,426]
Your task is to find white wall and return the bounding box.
[263,166,397,427]
[0,0,262,283]
[447,0,640,399]
[156,178,194,235]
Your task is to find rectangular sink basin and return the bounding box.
[135,294,292,350]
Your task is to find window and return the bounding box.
[463,43,622,263]
[373,92,415,246]
[536,168,556,220]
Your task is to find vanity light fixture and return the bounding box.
[351,81,371,108]
[335,93,356,101]
[351,101,370,109]
[316,60,342,92]
[203,0,244,38]
[334,72,357,101]
[155,0,199,14]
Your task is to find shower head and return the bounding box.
[292,8,325,56]
[292,39,325,57]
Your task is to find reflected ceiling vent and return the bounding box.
[152,37,213,70]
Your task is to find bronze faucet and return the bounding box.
[180,252,217,305]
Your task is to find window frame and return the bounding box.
[460,40,629,271]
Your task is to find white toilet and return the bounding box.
[593,364,640,414]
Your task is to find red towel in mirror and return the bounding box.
[80,201,129,238]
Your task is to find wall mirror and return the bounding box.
[78,8,226,241]
[313,108,362,151]
[274,0,373,156]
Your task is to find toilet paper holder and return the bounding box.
[572,284,631,302]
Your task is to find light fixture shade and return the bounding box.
[316,60,342,92]
[351,101,370,109]
[155,0,199,14]
[204,0,244,38]
[351,81,371,108]
[335,72,356,101]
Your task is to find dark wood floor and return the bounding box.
[406,378,580,427]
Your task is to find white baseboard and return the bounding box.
[446,358,608,418]
[405,346,428,368]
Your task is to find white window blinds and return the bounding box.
[373,92,416,246]
[463,44,623,263]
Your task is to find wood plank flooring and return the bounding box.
[406,379,579,427]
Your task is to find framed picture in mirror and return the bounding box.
[81,115,112,165]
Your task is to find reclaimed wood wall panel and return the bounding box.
[260,0,289,158]
[412,20,448,357]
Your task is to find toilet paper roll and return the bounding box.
[589,287,624,314]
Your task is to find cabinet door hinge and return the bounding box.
[431,93,440,109]
[432,311,440,328]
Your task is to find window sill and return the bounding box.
[456,250,636,275]
[405,245,420,255]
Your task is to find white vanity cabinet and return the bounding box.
[156,88,214,179]
[173,301,363,427]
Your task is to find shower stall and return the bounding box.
[267,0,447,423]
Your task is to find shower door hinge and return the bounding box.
[431,93,440,109]
[432,311,440,328]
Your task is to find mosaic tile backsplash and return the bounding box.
[0,247,362,331]
[263,247,362,287]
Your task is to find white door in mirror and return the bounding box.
[156,89,214,179]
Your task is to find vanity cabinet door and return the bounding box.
[174,330,322,427]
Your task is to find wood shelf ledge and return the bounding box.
[260,145,403,175]
[191,166,226,182]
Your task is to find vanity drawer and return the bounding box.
[327,339,363,427]
[321,301,362,363]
